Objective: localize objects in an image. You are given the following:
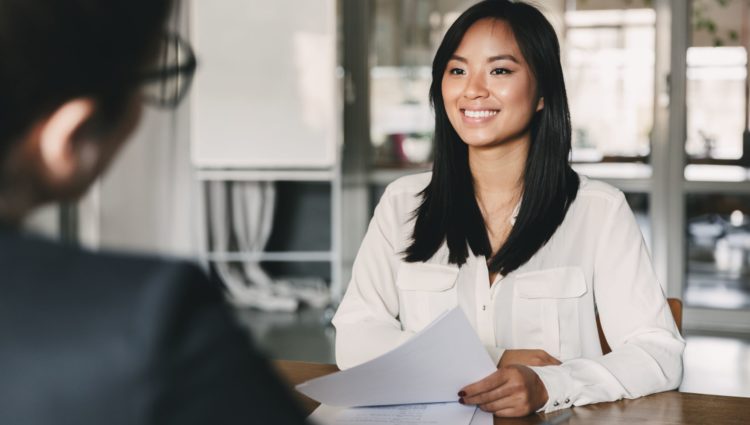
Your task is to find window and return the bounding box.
[686,194,750,309]
[565,7,655,164]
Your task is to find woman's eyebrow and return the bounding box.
[449,54,520,64]
[487,54,519,63]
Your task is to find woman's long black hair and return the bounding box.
[404,0,580,276]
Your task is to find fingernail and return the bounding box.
[458,397,465,404]
[458,391,466,397]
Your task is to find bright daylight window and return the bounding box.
[565,8,655,165]
[686,47,747,161]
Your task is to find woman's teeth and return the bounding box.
[463,110,498,118]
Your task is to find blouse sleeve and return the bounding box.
[332,188,416,370]
[530,191,685,413]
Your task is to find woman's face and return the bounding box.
[441,18,542,150]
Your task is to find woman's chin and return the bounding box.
[460,137,500,149]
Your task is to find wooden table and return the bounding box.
[274,360,750,425]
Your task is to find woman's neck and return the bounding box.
[469,139,529,265]
[469,139,528,198]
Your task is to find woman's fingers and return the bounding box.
[459,369,509,399]
[460,365,547,418]
[529,350,560,366]
[492,405,528,418]
[480,392,527,415]
[461,379,515,405]
[545,353,562,365]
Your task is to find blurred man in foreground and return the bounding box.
[0,1,308,424]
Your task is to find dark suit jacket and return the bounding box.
[0,228,308,425]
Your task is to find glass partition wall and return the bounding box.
[346,0,750,332]
[683,0,750,324]
[369,0,440,171]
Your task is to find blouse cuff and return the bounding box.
[528,365,576,413]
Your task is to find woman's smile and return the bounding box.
[461,108,500,124]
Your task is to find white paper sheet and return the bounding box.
[296,308,496,407]
[468,409,493,425]
[309,402,477,425]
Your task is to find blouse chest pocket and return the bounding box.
[395,262,459,333]
[512,267,588,361]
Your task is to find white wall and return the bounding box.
[91,102,201,257]
[77,4,202,258]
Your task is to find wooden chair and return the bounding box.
[597,298,683,355]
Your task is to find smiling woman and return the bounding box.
[403,0,580,277]
[333,0,684,419]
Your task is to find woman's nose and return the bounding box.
[463,73,489,99]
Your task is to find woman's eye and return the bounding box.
[491,68,511,75]
[448,68,465,75]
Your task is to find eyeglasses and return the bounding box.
[140,33,197,109]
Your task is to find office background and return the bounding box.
[24,0,750,399]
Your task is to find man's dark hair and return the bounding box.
[0,0,173,157]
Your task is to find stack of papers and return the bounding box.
[295,308,496,425]
[310,402,480,425]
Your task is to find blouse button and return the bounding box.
[553,401,560,407]
[565,398,570,404]
[482,305,486,311]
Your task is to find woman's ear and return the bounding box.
[37,98,99,186]
[536,96,544,112]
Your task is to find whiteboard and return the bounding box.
[190,0,338,168]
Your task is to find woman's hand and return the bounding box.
[458,365,549,417]
[498,349,561,368]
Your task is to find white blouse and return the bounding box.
[332,172,685,413]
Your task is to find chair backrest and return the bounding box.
[597,298,682,355]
